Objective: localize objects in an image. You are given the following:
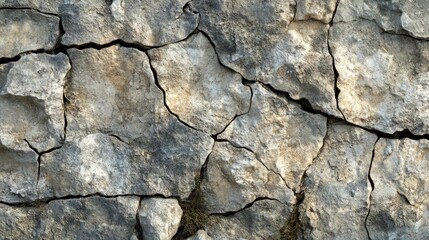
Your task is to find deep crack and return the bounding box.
[364,137,379,240]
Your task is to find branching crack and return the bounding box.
[364,137,379,240]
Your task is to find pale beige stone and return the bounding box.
[219,83,327,191]
[148,33,251,135]
[295,0,337,23]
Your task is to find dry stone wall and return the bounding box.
[0,0,428,239]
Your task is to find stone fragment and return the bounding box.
[295,0,337,23]
[0,9,59,58]
[0,53,70,152]
[139,198,183,240]
[299,121,377,240]
[0,144,38,203]
[191,0,340,116]
[201,142,294,213]
[367,138,429,239]
[219,83,327,191]
[335,0,429,39]
[148,33,251,135]
[40,46,213,199]
[205,200,291,239]
[186,230,212,240]
[0,196,140,239]
[60,0,198,46]
[330,20,429,134]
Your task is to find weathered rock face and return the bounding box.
[219,83,327,191]
[0,53,70,152]
[335,0,429,39]
[201,141,294,213]
[148,33,251,135]
[330,20,429,134]
[0,196,140,239]
[39,45,214,199]
[1,0,429,239]
[60,0,198,46]
[139,198,183,240]
[368,138,429,239]
[0,9,60,58]
[205,200,291,239]
[299,121,378,240]
[191,0,341,117]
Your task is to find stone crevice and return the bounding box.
[209,197,283,217]
[364,137,380,240]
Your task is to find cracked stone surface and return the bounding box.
[0,196,140,239]
[0,53,70,152]
[335,0,429,39]
[139,198,183,240]
[295,0,337,24]
[299,121,377,240]
[205,199,291,239]
[330,20,429,135]
[367,138,429,239]
[148,33,251,135]
[0,9,60,58]
[186,230,212,240]
[59,0,198,47]
[201,141,294,213]
[191,0,341,117]
[219,83,327,191]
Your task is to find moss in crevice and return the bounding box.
[280,192,304,240]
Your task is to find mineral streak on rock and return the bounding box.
[0,9,60,58]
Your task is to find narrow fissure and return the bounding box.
[134,198,143,240]
[364,137,379,240]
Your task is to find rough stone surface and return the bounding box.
[205,200,291,239]
[219,83,327,191]
[368,138,429,239]
[299,121,378,240]
[0,1,60,14]
[139,198,183,240]
[330,20,429,134]
[0,196,140,239]
[0,9,59,58]
[295,0,337,23]
[335,0,429,39]
[201,141,294,213]
[148,33,251,135]
[186,230,212,240]
[0,53,70,152]
[39,45,213,199]
[191,0,340,116]
[60,0,198,46]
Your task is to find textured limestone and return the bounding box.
[368,139,429,239]
[201,141,294,213]
[60,0,198,46]
[187,230,212,240]
[0,9,59,58]
[0,145,38,203]
[0,1,60,14]
[0,196,140,239]
[148,33,251,135]
[299,122,378,240]
[335,0,429,39]
[191,0,340,116]
[219,83,327,191]
[295,0,337,23]
[0,53,70,152]
[205,200,291,239]
[330,20,429,134]
[40,46,213,199]
[139,198,183,240]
